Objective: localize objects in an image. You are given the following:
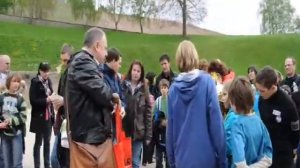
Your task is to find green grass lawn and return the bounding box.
[0,21,299,76]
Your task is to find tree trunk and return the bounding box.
[115,21,118,30]
[140,19,143,34]
[182,0,187,37]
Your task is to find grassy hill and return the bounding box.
[0,21,300,75]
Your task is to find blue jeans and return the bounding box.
[0,137,4,168]
[2,133,23,168]
[132,140,143,168]
[51,135,60,168]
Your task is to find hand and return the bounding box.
[0,120,9,129]
[52,95,64,111]
[145,140,151,146]
[120,107,126,118]
[160,119,167,127]
[112,93,120,104]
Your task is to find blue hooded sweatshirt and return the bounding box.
[167,69,227,168]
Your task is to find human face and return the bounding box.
[60,53,70,66]
[131,64,141,83]
[9,77,20,93]
[94,35,108,64]
[220,90,229,108]
[248,70,256,82]
[255,83,277,100]
[160,59,170,74]
[111,57,122,73]
[0,56,11,73]
[39,70,49,80]
[160,86,169,96]
[285,58,296,77]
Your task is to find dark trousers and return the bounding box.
[33,121,52,168]
[271,151,294,168]
[156,144,169,168]
[57,133,70,168]
[142,140,155,165]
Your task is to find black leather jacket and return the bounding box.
[66,50,114,144]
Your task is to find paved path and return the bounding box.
[23,112,157,168]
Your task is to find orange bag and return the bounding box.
[113,105,132,168]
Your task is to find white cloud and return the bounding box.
[199,0,300,35]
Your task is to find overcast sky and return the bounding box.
[199,0,300,35]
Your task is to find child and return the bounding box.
[0,73,27,168]
[228,77,272,168]
[153,79,169,168]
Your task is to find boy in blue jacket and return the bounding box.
[228,77,272,168]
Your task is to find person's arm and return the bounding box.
[29,78,48,107]
[207,77,227,168]
[166,91,175,168]
[287,101,300,149]
[248,125,272,168]
[72,56,113,108]
[144,85,152,143]
[230,122,248,168]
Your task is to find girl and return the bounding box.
[122,60,152,168]
[0,73,27,168]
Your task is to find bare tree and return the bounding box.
[130,0,157,33]
[159,0,207,37]
[69,0,101,26]
[105,0,128,30]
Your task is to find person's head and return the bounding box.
[176,40,199,73]
[6,73,22,93]
[220,80,233,109]
[208,60,228,77]
[284,57,296,78]
[106,48,122,73]
[159,79,169,96]
[126,60,145,84]
[247,66,258,83]
[145,72,156,85]
[38,62,51,80]
[255,66,278,100]
[228,77,254,114]
[198,58,209,72]
[159,54,171,74]
[60,43,74,66]
[83,27,107,64]
[0,55,11,73]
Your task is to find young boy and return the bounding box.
[228,77,272,168]
[153,79,169,168]
[0,73,27,168]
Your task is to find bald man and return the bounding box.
[0,55,11,92]
[66,28,116,167]
[0,55,10,168]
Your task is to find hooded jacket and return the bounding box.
[167,69,227,168]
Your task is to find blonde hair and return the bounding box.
[176,40,199,72]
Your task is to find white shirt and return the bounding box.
[0,73,8,86]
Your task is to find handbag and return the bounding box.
[113,105,132,168]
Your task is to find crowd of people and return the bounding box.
[0,27,300,168]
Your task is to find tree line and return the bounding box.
[0,0,299,36]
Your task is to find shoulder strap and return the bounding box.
[158,96,162,111]
[0,94,4,115]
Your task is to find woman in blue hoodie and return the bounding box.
[166,40,227,168]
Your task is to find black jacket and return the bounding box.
[66,50,114,144]
[281,74,300,92]
[122,80,152,141]
[29,76,54,133]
